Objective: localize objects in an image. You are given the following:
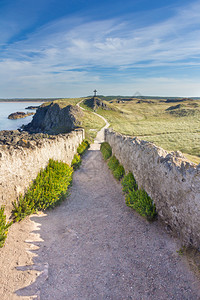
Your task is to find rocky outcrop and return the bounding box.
[84,97,112,111]
[105,128,200,249]
[0,130,53,149]
[25,105,40,109]
[8,112,34,119]
[24,102,83,134]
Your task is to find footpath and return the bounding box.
[0,108,200,299]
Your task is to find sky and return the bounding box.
[0,0,200,98]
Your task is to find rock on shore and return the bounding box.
[8,112,34,119]
[25,105,40,109]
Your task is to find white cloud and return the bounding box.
[0,1,200,96]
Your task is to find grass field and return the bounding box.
[80,109,105,140]
[40,98,105,141]
[82,98,200,164]
[42,98,83,107]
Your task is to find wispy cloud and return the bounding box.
[0,0,200,96]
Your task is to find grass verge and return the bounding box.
[100,142,157,221]
[12,140,90,223]
[0,206,12,248]
[107,155,125,181]
[100,142,112,160]
[71,140,90,170]
[12,159,73,222]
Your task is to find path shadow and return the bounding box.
[14,212,49,299]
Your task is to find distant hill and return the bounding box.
[0,98,62,102]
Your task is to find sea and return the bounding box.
[0,102,43,131]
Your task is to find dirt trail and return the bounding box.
[0,107,200,299]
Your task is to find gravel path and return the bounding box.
[15,124,200,299]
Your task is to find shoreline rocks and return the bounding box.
[8,112,34,120]
[25,105,40,109]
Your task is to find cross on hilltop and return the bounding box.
[93,89,97,97]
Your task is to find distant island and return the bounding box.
[0,98,63,102]
[25,105,40,109]
[8,112,35,120]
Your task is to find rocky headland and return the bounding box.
[23,102,83,134]
[8,111,34,119]
[0,101,84,150]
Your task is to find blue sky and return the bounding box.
[0,0,200,97]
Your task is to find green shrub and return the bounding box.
[100,142,112,160]
[83,139,90,148]
[0,206,12,248]
[108,155,119,171]
[113,165,125,181]
[107,155,125,181]
[71,154,82,170]
[126,189,157,221]
[77,140,90,156]
[101,145,156,221]
[12,159,73,222]
[122,172,138,193]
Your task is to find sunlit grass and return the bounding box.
[80,109,105,141]
[95,99,200,164]
[41,98,83,108]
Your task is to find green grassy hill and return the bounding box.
[81,97,200,164]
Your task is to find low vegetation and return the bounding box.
[107,155,125,181]
[100,142,157,221]
[122,172,157,221]
[12,159,73,222]
[100,142,112,160]
[71,154,82,170]
[71,140,90,170]
[125,184,157,221]
[1,137,90,247]
[41,97,82,108]
[121,172,138,193]
[77,140,90,156]
[80,109,105,141]
[13,140,90,222]
[86,97,200,164]
[0,206,12,248]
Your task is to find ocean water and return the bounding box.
[0,102,43,131]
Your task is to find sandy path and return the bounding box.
[0,105,200,299]
[14,125,200,299]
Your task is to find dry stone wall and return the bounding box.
[105,129,200,248]
[0,129,84,217]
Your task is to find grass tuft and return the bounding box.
[100,142,112,160]
[125,188,157,221]
[0,206,12,248]
[122,172,138,193]
[71,154,82,170]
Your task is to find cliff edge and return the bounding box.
[24,102,83,134]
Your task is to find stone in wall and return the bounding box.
[105,128,200,249]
